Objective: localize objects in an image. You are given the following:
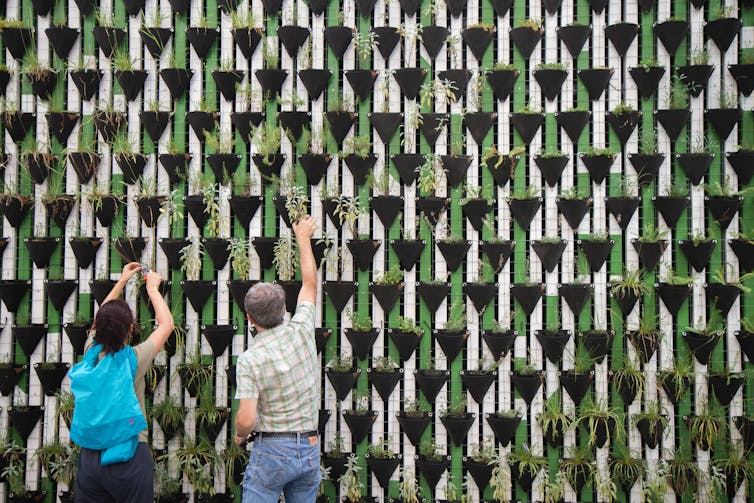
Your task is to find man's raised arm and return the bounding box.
[293,215,318,305]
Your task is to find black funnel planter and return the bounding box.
[606,197,640,230]
[199,408,229,441]
[366,454,401,488]
[322,454,349,482]
[580,152,615,184]
[158,153,190,185]
[391,239,425,271]
[324,26,354,59]
[1,27,33,60]
[201,324,236,357]
[417,282,450,314]
[8,406,43,440]
[415,369,449,403]
[232,27,262,59]
[34,362,70,396]
[462,26,494,61]
[557,24,590,58]
[115,70,147,101]
[441,413,476,447]
[140,26,172,58]
[0,280,31,312]
[442,155,472,188]
[461,370,497,404]
[535,330,571,364]
[13,324,47,357]
[228,280,256,311]
[463,457,493,491]
[370,195,402,228]
[464,281,497,313]
[654,20,688,55]
[396,412,431,446]
[68,152,100,183]
[556,110,590,143]
[482,329,517,360]
[510,112,544,143]
[559,370,593,405]
[682,331,721,365]
[393,68,427,100]
[324,281,357,313]
[709,374,743,406]
[24,237,60,268]
[578,68,613,101]
[511,283,544,315]
[605,22,639,57]
[27,70,58,101]
[0,364,27,396]
[421,25,449,60]
[587,0,607,11]
[278,111,310,141]
[656,283,691,316]
[372,26,400,59]
[462,112,496,144]
[706,195,742,229]
[626,331,661,364]
[635,418,663,448]
[136,196,166,227]
[343,411,377,443]
[277,25,310,58]
[391,153,424,185]
[559,283,593,316]
[678,239,716,272]
[512,372,543,404]
[580,330,613,363]
[92,111,126,142]
[532,240,566,272]
[202,238,231,269]
[629,66,665,99]
[653,195,690,229]
[509,26,543,59]
[187,27,218,58]
[368,368,403,402]
[677,64,713,97]
[45,195,76,229]
[387,329,422,361]
[93,26,126,58]
[255,69,289,98]
[91,279,116,305]
[344,154,377,186]
[184,195,209,228]
[533,69,568,101]
[486,69,519,102]
[461,198,493,231]
[3,111,35,142]
[142,110,174,141]
[159,238,190,270]
[24,153,55,185]
[727,151,754,185]
[345,70,378,101]
[632,239,668,271]
[659,374,690,405]
[325,111,357,145]
[730,239,754,273]
[606,109,641,146]
[416,197,449,226]
[729,64,754,97]
[313,328,332,355]
[211,70,244,101]
[656,109,690,142]
[486,413,521,446]
[112,237,146,264]
[181,280,216,312]
[160,68,193,100]
[419,113,448,145]
[705,107,741,141]
[346,239,381,271]
[46,112,79,144]
[208,154,242,183]
[370,283,403,313]
[325,368,360,401]
[123,0,145,16]
[435,330,469,363]
[533,155,569,187]
[45,280,77,312]
[437,240,470,273]
[512,464,541,492]
[705,17,741,52]
[298,69,331,100]
[735,417,754,451]
[345,328,380,360]
[508,197,543,230]
[416,456,450,490]
[557,197,591,230]
[115,153,147,185]
[299,154,332,185]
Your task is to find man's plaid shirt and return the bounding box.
[234,301,319,432]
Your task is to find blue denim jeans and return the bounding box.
[242,434,321,503]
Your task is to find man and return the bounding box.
[234,215,321,502]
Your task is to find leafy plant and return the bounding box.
[327,354,354,372]
[342,134,372,159]
[251,123,281,166]
[179,239,203,281]
[340,456,364,502]
[577,397,622,447]
[610,267,651,298]
[398,467,421,503]
[272,235,299,281]
[173,438,219,495]
[688,404,725,451]
[613,356,646,400]
[333,195,364,236]
[346,308,373,332]
[228,238,253,280]
[366,437,395,459]
[151,395,186,436]
[373,264,403,286]
[537,392,573,441]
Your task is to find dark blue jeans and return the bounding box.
[75,442,153,503]
[242,435,321,503]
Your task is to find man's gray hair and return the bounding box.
[244,282,286,329]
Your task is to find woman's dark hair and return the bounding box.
[93,299,134,353]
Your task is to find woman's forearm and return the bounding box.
[101,277,128,305]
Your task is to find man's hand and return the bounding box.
[120,262,142,283]
[234,432,249,448]
[293,215,317,241]
[145,271,164,292]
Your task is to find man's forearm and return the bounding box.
[297,235,317,287]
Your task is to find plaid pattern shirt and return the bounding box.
[235,301,319,432]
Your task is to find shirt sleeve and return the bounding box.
[133,340,156,380]
[289,301,315,329]
[234,353,260,400]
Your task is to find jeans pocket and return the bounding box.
[302,446,321,487]
[250,446,292,490]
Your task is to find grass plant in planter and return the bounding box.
[736,313,754,362]
[173,438,218,496]
[175,352,213,398]
[712,443,754,499]
[154,460,186,503]
[561,445,595,494]
[632,401,667,448]
[0,191,33,228]
[609,442,646,493]
[612,356,645,405]
[508,443,546,493]
[533,62,568,101]
[368,168,403,228]
[23,51,57,101]
[509,18,543,59]
[510,102,544,144]
[273,235,302,312]
[664,448,700,496]
[556,186,591,230]
[535,324,571,365]
[658,356,693,405]
[686,404,725,451]
[559,343,595,405]
[415,440,450,491]
[678,231,716,272]
[112,49,146,102]
[577,397,621,448]
[632,224,668,271]
[610,267,650,316]
[682,307,724,365]
[151,395,185,441]
[250,123,283,180]
[537,392,573,448]
[704,178,748,230]
[709,365,745,407]
[433,302,468,363]
[342,134,376,187]
[656,76,690,142]
[112,134,147,185]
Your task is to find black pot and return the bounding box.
[678,238,716,272]
[580,330,614,363]
[24,237,60,268]
[461,199,493,231]
[140,111,172,143]
[0,364,26,396]
[675,152,713,186]
[68,152,99,184]
[185,111,218,139]
[486,412,521,447]
[729,64,754,97]
[396,412,431,446]
[558,24,591,57]
[202,238,231,269]
[460,370,496,403]
[1,27,33,60]
[557,197,591,230]
[324,26,354,59]
[343,411,377,443]
[605,196,640,230]
[24,153,55,185]
[434,329,468,363]
[344,328,380,360]
[578,68,613,101]
[198,408,229,441]
[655,108,690,142]
[34,362,70,396]
[416,282,450,314]
[232,27,263,59]
[419,112,448,145]
[628,152,663,187]
[46,111,78,144]
[462,112,496,144]
[559,370,593,405]
[416,455,450,490]
[298,69,331,100]
[113,237,146,263]
[631,239,668,271]
[635,418,663,448]
[209,153,242,182]
[463,457,493,491]
[533,154,569,187]
[659,373,690,405]
[709,373,744,406]
[346,239,381,271]
[606,109,640,146]
[511,372,543,404]
[535,329,571,364]
[8,406,43,440]
[509,26,543,59]
[3,111,35,142]
[510,112,544,144]
[705,17,741,52]
[13,324,47,357]
[391,239,425,271]
[654,19,688,55]
[278,111,310,141]
[414,369,449,403]
[706,195,743,229]
[533,69,568,101]
[605,22,639,58]
[201,324,236,358]
[345,70,377,102]
[64,322,90,355]
[482,329,517,360]
[705,107,741,141]
[187,27,218,58]
[416,197,449,226]
[653,195,690,229]
[370,282,403,313]
[157,153,190,185]
[45,279,78,312]
[559,283,593,316]
[486,69,519,102]
[298,154,331,185]
[676,64,713,97]
[441,155,472,188]
[682,330,721,365]
[115,69,146,101]
[343,154,377,186]
[323,281,357,313]
[366,454,401,488]
[393,67,427,100]
[462,26,493,61]
[440,413,475,447]
[325,368,360,401]
[368,368,403,402]
[510,283,544,315]
[45,195,76,229]
[93,26,126,57]
[531,239,566,272]
[277,25,309,58]
[508,197,543,230]
[555,110,590,143]
[255,69,288,98]
[115,153,147,185]
[90,279,116,305]
[325,111,357,145]
[370,195,403,228]
[136,196,165,228]
[626,330,661,364]
[181,280,216,312]
[140,26,172,58]
[228,280,256,311]
[92,111,125,142]
[629,66,664,99]
[579,152,615,183]
[387,329,422,362]
[420,25,449,60]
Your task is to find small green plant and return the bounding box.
[418,440,444,461]
[346,308,373,332]
[373,264,403,285]
[272,235,299,282]
[398,468,421,503]
[342,134,372,159]
[638,223,668,243]
[537,392,573,441]
[366,437,395,459]
[179,239,203,281]
[610,267,651,298]
[631,400,668,436]
[577,397,622,447]
[150,395,185,438]
[688,404,725,451]
[468,438,497,463]
[517,18,542,30]
[340,456,364,502]
[372,356,397,373]
[560,445,595,489]
[333,195,364,236]
[444,300,467,332]
[228,238,253,280]
[609,442,646,491]
[403,400,428,418]
[613,356,646,402]
[173,438,219,495]
[440,396,467,418]
[512,355,539,376]
[396,316,422,335]
[690,48,709,65]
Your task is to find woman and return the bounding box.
[73,262,174,503]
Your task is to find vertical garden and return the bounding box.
[0,0,752,499]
